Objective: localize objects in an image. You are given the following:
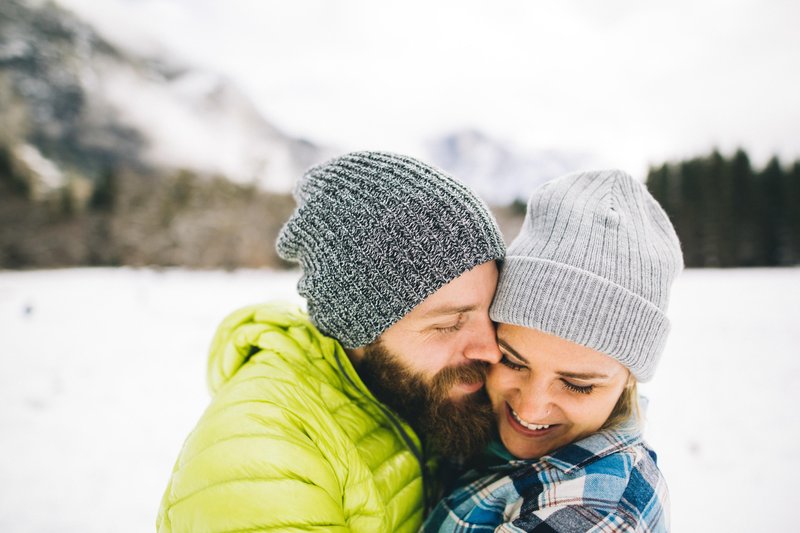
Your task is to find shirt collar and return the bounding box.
[540,417,642,474]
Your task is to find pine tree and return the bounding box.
[786,162,800,264]
[759,157,784,265]
[705,149,729,266]
[730,149,758,266]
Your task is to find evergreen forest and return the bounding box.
[646,149,800,267]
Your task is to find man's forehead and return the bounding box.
[408,261,498,320]
[416,303,479,319]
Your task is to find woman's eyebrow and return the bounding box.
[557,370,610,380]
[498,339,611,380]
[497,338,529,363]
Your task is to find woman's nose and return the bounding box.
[514,382,554,422]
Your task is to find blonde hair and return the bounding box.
[601,373,640,431]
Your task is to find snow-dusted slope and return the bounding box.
[96,63,325,191]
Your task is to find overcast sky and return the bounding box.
[57,0,800,177]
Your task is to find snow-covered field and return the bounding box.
[0,267,797,532]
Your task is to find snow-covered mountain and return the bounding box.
[96,63,327,192]
[0,0,327,194]
[2,0,594,207]
[427,129,598,205]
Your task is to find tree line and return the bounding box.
[646,149,800,267]
[3,142,799,270]
[0,144,296,269]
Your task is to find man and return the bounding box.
[157,151,506,532]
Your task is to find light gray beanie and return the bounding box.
[277,151,505,348]
[490,169,683,381]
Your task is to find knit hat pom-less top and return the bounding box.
[277,151,506,349]
[490,169,683,382]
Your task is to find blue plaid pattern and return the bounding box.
[423,420,669,532]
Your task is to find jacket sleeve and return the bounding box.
[157,358,350,533]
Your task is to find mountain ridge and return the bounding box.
[0,0,328,198]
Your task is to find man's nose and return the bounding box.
[463,317,502,364]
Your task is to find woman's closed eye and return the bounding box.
[500,354,596,394]
[561,380,594,395]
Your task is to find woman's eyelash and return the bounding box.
[499,353,526,371]
[498,351,595,394]
[562,380,594,394]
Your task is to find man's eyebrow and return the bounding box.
[419,304,477,319]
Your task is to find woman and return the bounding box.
[424,169,682,532]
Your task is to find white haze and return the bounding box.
[54,0,800,178]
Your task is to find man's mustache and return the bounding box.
[431,361,489,394]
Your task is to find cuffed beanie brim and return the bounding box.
[490,256,670,382]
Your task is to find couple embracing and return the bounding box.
[158,151,682,532]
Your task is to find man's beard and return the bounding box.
[355,341,495,461]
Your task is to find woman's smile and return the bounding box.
[505,402,560,437]
[506,403,561,435]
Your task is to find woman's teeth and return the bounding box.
[511,406,550,430]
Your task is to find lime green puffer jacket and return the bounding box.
[157,303,427,532]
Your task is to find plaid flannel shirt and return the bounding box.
[422,419,669,532]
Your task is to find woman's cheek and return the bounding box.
[485,365,501,399]
[486,364,514,401]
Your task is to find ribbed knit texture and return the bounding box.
[277,151,506,348]
[490,169,683,381]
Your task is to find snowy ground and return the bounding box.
[0,267,797,532]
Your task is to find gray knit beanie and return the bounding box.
[277,151,506,348]
[490,169,683,381]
